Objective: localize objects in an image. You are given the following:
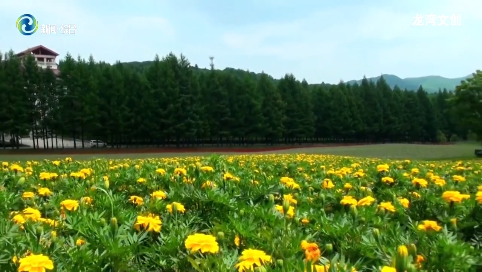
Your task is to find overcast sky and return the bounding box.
[1,0,480,84]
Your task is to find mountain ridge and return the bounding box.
[121,60,471,93]
[346,74,472,93]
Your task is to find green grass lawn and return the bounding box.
[0,143,480,161]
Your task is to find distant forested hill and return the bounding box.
[346,74,471,93]
[122,60,469,92]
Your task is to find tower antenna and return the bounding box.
[209,56,214,70]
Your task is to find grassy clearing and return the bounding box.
[0,143,479,161]
[277,143,481,160]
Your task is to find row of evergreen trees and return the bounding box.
[0,50,466,149]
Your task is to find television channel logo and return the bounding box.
[16,14,39,35]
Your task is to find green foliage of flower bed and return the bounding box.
[1,154,482,271]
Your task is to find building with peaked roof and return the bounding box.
[15,45,60,76]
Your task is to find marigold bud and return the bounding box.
[18,177,25,185]
[239,209,245,216]
[378,207,386,215]
[397,245,408,257]
[217,232,225,240]
[282,200,290,214]
[395,245,409,271]
[110,217,118,229]
[373,228,380,239]
[408,244,417,256]
[276,259,284,266]
[450,218,457,228]
[325,243,333,253]
[268,194,275,204]
[36,226,44,233]
[255,267,267,272]
[349,205,358,217]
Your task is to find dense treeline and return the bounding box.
[0,50,469,149]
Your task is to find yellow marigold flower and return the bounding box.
[174,167,187,176]
[76,239,85,246]
[381,177,394,184]
[377,164,389,172]
[397,197,410,208]
[201,181,217,188]
[235,249,272,272]
[476,191,482,204]
[129,196,144,206]
[79,168,92,176]
[151,190,167,200]
[416,255,425,268]
[22,191,35,199]
[354,170,365,177]
[303,242,321,262]
[357,196,375,207]
[18,254,54,272]
[23,207,42,222]
[156,168,166,175]
[134,213,162,232]
[39,172,52,180]
[322,179,334,189]
[38,188,52,197]
[381,267,396,272]
[81,197,93,205]
[452,175,466,182]
[185,233,219,254]
[13,214,26,225]
[136,178,146,183]
[344,183,353,189]
[417,220,442,232]
[301,218,309,224]
[378,202,396,213]
[409,191,421,198]
[275,205,295,218]
[283,194,297,205]
[433,178,446,187]
[234,235,240,247]
[285,181,300,189]
[200,166,214,172]
[10,164,24,172]
[340,196,358,206]
[412,178,428,188]
[39,218,59,227]
[166,202,186,214]
[442,191,471,203]
[60,199,79,211]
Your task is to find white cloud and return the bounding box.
[218,0,481,81]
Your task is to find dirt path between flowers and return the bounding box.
[0,143,478,161]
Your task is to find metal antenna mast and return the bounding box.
[209,56,214,70]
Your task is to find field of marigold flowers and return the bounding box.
[1,154,482,272]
